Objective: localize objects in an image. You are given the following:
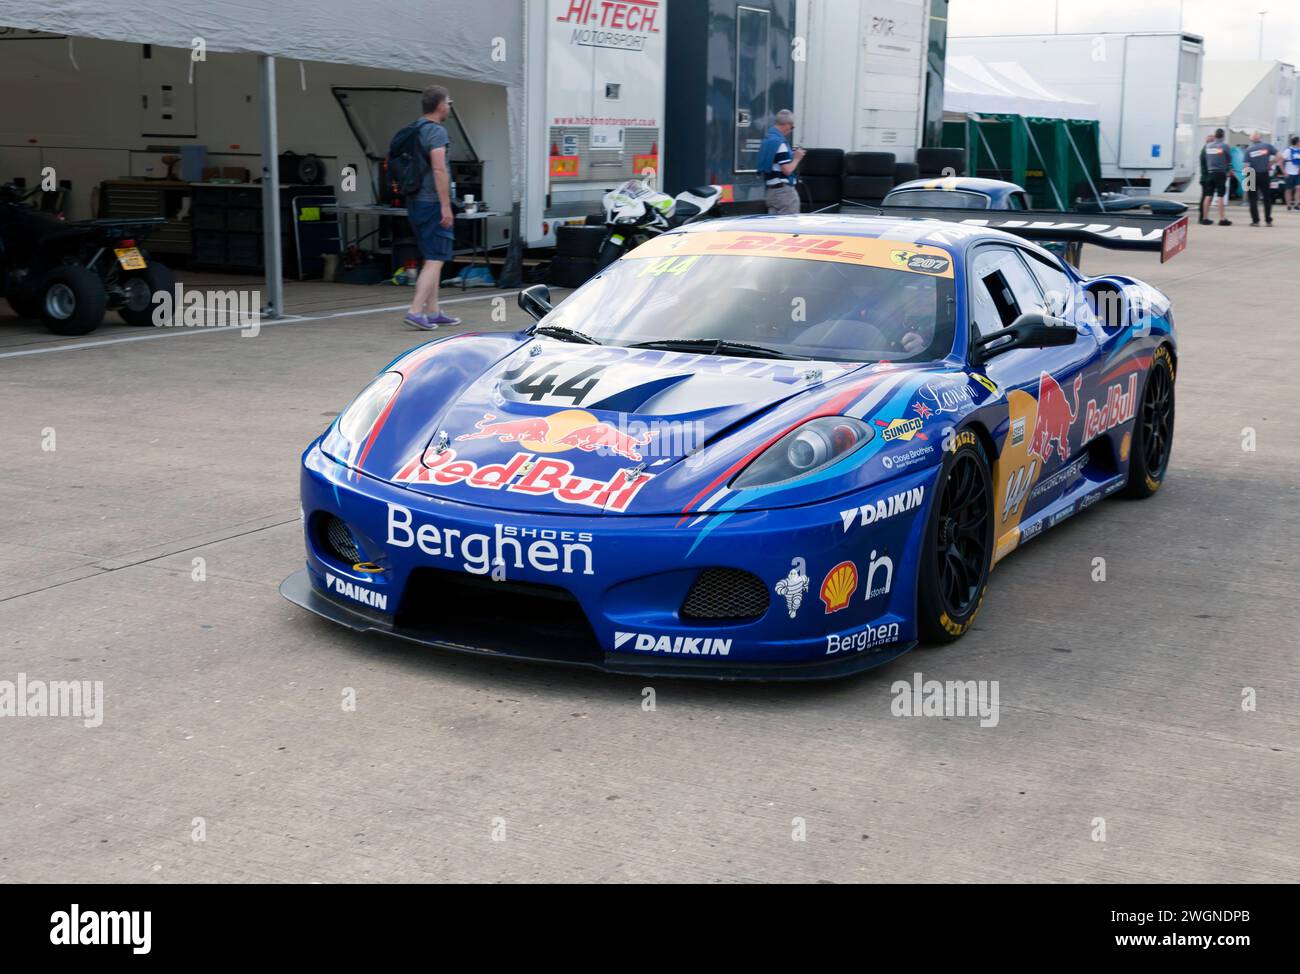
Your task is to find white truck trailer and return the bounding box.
[793,0,931,162]
[948,32,1204,194]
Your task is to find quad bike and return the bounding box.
[1,182,176,335]
[596,177,723,270]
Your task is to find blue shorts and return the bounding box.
[1286,174,1300,189]
[407,199,454,262]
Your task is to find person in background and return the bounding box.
[1284,136,1300,211]
[404,85,460,330]
[1197,134,1215,226]
[1201,129,1233,227]
[758,110,806,215]
[1243,131,1280,227]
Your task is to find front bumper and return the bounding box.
[281,442,933,681]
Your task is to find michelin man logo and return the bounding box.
[774,557,810,619]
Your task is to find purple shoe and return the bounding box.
[404,312,439,331]
[426,312,461,326]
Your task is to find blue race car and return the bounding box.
[281,211,1183,680]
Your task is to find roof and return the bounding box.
[944,55,1100,121]
[888,177,1025,201]
[672,213,1048,257]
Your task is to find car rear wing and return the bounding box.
[865,206,1189,263]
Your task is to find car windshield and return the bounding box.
[539,234,958,364]
[884,189,991,209]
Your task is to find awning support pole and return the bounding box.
[1020,116,1067,210]
[259,55,283,319]
[1064,125,1105,208]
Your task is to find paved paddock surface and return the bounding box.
[1,209,1296,883]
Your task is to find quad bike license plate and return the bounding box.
[114,247,146,270]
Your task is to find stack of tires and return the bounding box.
[916,147,967,180]
[842,152,897,205]
[797,148,845,211]
[547,223,605,289]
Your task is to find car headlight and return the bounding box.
[732,417,874,489]
[338,372,402,445]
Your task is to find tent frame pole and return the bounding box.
[1064,124,1104,208]
[1019,116,1067,210]
[259,55,283,319]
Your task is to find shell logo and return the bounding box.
[820,561,859,614]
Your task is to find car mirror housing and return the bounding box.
[974,312,1077,364]
[519,284,553,322]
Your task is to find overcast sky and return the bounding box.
[949,0,1300,64]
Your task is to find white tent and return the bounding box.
[0,0,525,315]
[944,55,1100,121]
[1200,60,1296,143]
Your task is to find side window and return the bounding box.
[1024,252,1075,317]
[968,247,1043,336]
[1007,193,1028,211]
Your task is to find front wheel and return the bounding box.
[596,235,627,271]
[916,432,995,644]
[116,260,176,326]
[37,265,107,336]
[1121,345,1176,498]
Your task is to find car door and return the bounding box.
[966,243,1097,547]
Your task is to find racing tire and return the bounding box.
[1120,345,1176,499]
[916,431,995,644]
[595,237,626,271]
[893,162,920,185]
[916,147,966,178]
[798,148,845,178]
[117,261,176,326]
[36,265,107,336]
[555,224,607,259]
[6,288,41,320]
[844,151,896,177]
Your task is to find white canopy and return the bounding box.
[944,55,1100,121]
[0,0,527,314]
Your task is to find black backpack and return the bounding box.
[387,120,432,198]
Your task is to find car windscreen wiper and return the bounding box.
[626,338,811,360]
[533,325,602,345]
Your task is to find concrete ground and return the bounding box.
[0,200,1296,884]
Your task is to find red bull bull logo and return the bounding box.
[456,410,657,462]
[1029,372,1082,462]
[458,414,552,444]
[556,424,654,462]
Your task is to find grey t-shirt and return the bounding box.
[414,120,451,203]
[1204,140,1230,172]
[1245,141,1277,173]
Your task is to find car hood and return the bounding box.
[341,336,881,515]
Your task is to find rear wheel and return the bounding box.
[1121,346,1176,498]
[116,261,176,326]
[37,265,106,336]
[917,433,994,644]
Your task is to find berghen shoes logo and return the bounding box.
[0,673,103,727]
[50,904,150,954]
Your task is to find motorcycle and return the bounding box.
[596,178,723,270]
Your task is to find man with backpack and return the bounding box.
[389,85,459,329]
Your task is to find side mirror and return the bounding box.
[518,284,553,323]
[974,312,1077,364]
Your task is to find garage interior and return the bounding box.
[0,22,521,337]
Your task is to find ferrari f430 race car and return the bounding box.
[282,210,1182,680]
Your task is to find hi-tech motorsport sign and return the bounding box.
[555,0,663,51]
